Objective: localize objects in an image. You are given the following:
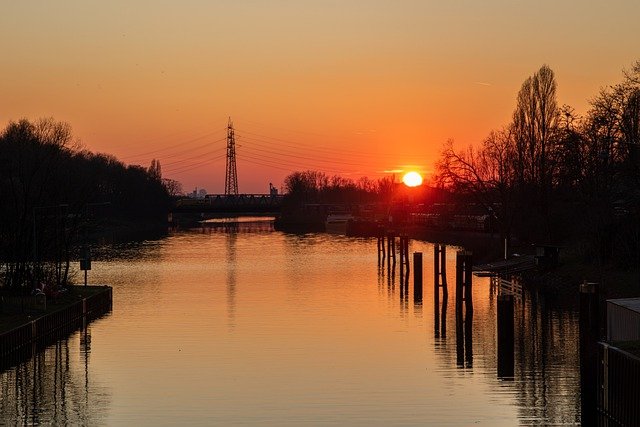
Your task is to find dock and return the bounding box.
[473,255,536,276]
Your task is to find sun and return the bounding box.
[402,171,423,187]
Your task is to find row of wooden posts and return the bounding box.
[377,235,516,374]
[376,237,638,421]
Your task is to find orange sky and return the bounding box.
[1,1,639,193]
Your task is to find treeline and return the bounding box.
[437,62,640,267]
[0,118,171,291]
[282,170,395,206]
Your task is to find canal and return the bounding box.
[0,218,580,425]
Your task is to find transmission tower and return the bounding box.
[224,117,239,195]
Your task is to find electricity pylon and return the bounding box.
[224,117,239,195]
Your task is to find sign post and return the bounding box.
[80,247,92,287]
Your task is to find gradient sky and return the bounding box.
[1,1,639,193]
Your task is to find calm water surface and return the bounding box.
[1,219,581,425]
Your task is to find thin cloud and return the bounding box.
[473,81,492,86]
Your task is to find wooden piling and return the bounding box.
[434,245,441,315]
[453,251,474,367]
[441,245,448,297]
[402,236,410,274]
[391,235,396,265]
[455,252,464,315]
[497,293,515,378]
[435,299,440,338]
[455,251,473,317]
[401,269,409,305]
[455,306,464,367]
[464,252,473,318]
[580,281,599,425]
[465,305,473,367]
[434,244,448,314]
[377,235,385,265]
[413,252,423,305]
[440,293,448,338]
[386,234,392,270]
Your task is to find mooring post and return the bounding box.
[386,234,392,271]
[441,245,448,298]
[464,252,473,318]
[413,252,423,305]
[391,235,396,265]
[455,251,473,315]
[455,303,464,367]
[387,234,396,266]
[402,270,409,305]
[465,304,473,367]
[435,298,440,338]
[404,236,410,275]
[434,245,441,313]
[391,235,398,264]
[579,281,599,425]
[434,246,441,337]
[497,293,515,378]
[378,227,386,263]
[455,251,464,315]
[441,292,448,338]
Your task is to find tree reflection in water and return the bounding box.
[0,327,111,425]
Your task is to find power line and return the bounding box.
[239,141,384,168]
[160,146,227,167]
[122,129,226,160]
[235,128,396,159]
[163,153,226,174]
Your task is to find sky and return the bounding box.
[1,1,639,194]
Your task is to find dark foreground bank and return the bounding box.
[0,285,112,370]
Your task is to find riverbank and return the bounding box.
[0,285,108,333]
[0,285,112,369]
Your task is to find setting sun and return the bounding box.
[402,171,423,187]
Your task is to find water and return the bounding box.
[1,219,581,425]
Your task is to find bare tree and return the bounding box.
[436,128,518,239]
[162,178,183,197]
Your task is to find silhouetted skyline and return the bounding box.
[1,1,639,192]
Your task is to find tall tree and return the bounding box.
[148,159,162,180]
[512,65,559,194]
[511,65,559,239]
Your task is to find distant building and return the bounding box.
[189,187,208,199]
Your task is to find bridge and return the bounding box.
[173,193,284,214]
[170,194,283,227]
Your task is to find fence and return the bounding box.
[0,286,112,370]
[490,275,524,299]
[597,342,640,425]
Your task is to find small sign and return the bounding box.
[80,259,92,271]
